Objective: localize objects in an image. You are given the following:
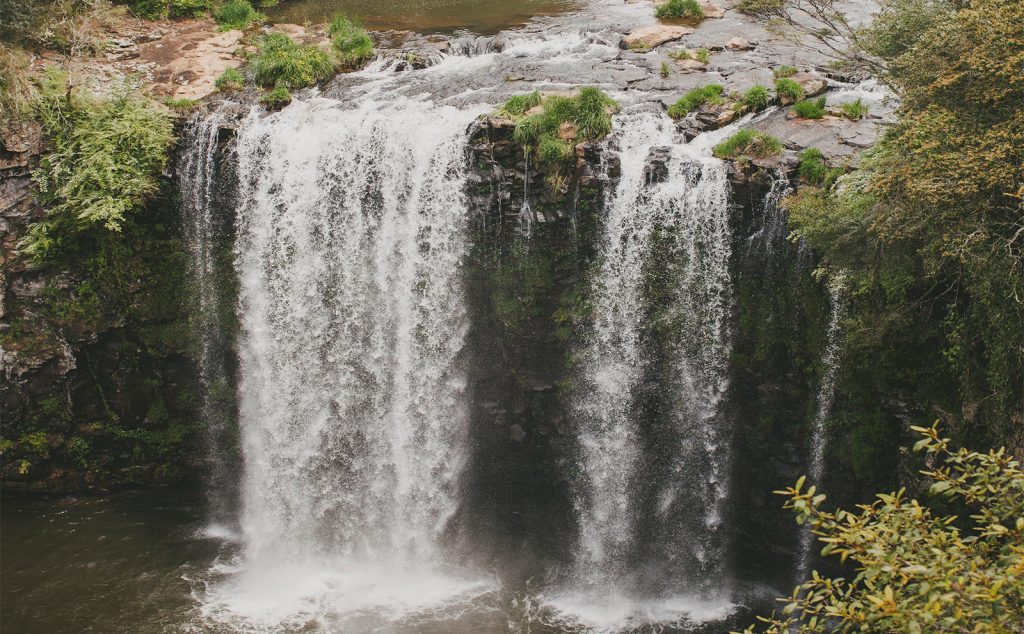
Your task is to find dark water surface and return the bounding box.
[1,492,218,633]
[264,0,580,34]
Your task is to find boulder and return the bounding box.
[621,25,694,50]
[792,71,827,98]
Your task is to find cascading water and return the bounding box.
[796,275,846,582]
[548,109,735,628]
[180,110,238,531]
[198,96,493,629]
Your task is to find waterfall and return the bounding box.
[796,275,846,582]
[179,110,237,531]
[200,96,493,628]
[554,109,735,626]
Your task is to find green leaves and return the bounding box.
[744,425,1024,633]
[24,74,174,259]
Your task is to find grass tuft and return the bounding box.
[792,96,826,119]
[772,65,798,78]
[775,77,805,103]
[215,67,244,91]
[251,33,335,89]
[328,15,374,66]
[259,85,291,109]
[740,85,771,110]
[667,84,724,118]
[500,91,542,117]
[214,0,264,30]
[656,0,704,20]
[839,98,870,120]
[510,87,618,163]
[712,129,783,159]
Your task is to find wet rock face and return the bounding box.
[0,123,203,494]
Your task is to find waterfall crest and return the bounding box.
[555,109,735,626]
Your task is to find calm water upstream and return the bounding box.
[265,0,579,34]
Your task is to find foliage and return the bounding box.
[537,135,574,163]
[772,64,798,78]
[259,85,291,109]
[666,84,724,118]
[328,15,374,66]
[251,33,335,89]
[126,0,214,19]
[774,77,804,103]
[694,47,711,64]
[796,148,840,187]
[712,129,783,159]
[838,98,868,120]
[655,0,704,20]
[740,85,771,110]
[500,91,542,117]
[215,67,244,90]
[164,97,197,109]
[0,44,36,126]
[668,48,690,60]
[660,61,670,78]
[736,0,783,15]
[511,87,618,163]
[743,425,1024,633]
[24,72,175,259]
[792,96,826,119]
[213,0,263,30]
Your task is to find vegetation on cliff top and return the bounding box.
[23,72,175,259]
[505,88,619,164]
[655,0,704,20]
[251,33,335,89]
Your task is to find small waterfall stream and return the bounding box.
[179,110,238,531]
[550,109,735,627]
[796,275,846,582]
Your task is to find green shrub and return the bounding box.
[694,47,711,63]
[792,96,826,119]
[24,72,174,258]
[667,83,724,118]
[510,87,618,163]
[772,64,798,78]
[538,136,574,163]
[775,77,805,103]
[796,147,842,186]
[214,0,264,30]
[740,84,771,110]
[65,436,91,467]
[839,98,869,120]
[712,129,783,159]
[169,0,212,18]
[328,15,374,65]
[215,67,244,90]
[251,33,335,88]
[747,425,1024,633]
[259,85,292,109]
[655,0,704,20]
[500,91,542,117]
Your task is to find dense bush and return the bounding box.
[792,96,826,119]
[213,0,263,30]
[328,15,374,66]
[746,425,1024,633]
[125,0,213,19]
[666,84,724,118]
[251,33,335,88]
[711,129,783,159]
[655,0,704,20]
[24,72,175,259]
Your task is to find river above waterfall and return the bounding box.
[265,0,580,35]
